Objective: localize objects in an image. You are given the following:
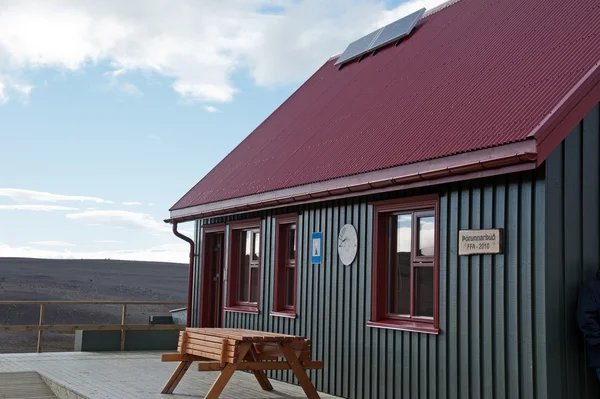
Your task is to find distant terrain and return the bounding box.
[0,257,187,353]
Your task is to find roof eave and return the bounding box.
[167,140,537,223]
[533,61,600,164]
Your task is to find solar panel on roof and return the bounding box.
[334,28,383,66]
[334,7,426,68]
[368,8,426,51]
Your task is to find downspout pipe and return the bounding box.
[172,221,195,327]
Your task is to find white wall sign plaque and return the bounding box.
[458,229,503,255]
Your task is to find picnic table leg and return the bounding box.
[161,360,193,394]
[246,345,274,391]
[279,342,321,399]
[205,342,252,399]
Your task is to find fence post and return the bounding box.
[120,304,127,351]
[37,304,45,353]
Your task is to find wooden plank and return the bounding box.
[220,339,228,367]
[183,342,236,357]
[37,304,45,353]
[181,342,236,355]
[186,349,235,362]
[177,332,188,353]
[161,361,193,394]
[255,342,311,360]
[0,371,57,398]
[256,354,280,361]
[187,328,300,341]
[257,340,309,350]
[161,353,211,362]
[188,334,239,348]
[204,342,252,399]
[198,361,324,371]
[247,345,274,391]
[120,304,127,352]
[188,329,248,341]
[198,362,226,371]
[220,328,291,335]
[183,333,239,346]
[279,342,321,399]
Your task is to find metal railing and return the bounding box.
[0,301,186,353]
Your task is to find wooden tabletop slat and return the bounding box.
[185,328,304,342]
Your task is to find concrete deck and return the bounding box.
[0,351,339,399]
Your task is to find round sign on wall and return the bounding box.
[337,224,358,265]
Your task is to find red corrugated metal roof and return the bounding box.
[171,0,600,212]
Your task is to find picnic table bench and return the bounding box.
[161,328,323,398]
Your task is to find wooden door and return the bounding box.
[200,232,225,327]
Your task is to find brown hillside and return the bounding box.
[0,257,188,353]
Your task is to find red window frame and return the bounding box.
[224,219,262,314]
[368,194,440,334]
[271,214,298,318]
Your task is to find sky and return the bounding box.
[0,0,445,264]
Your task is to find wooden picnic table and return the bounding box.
[161,327,323,398]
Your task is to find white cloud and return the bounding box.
[0,188,114,204]
[0,81,5,104]
[0,204,78,211]
[0,243,188,263]
[122,201,143,206]
[203,105,219,113]
[103,69,142,96]
[179,228,195,237]
[30,240,75,247]
[120,82,142,96]
[0,75,33,103]
[65,210,170,234]
[243,0,445,86]
[147,203,154,206]
[0,0,446,104]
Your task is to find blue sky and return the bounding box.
[0,0,442,263]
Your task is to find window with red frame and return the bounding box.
[272,215,297,317]
[369,195,439,334]
[227,224,261,311]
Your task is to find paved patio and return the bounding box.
[0,351,339,399]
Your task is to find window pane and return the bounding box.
[418,216,435,257]
[285,267,295,307]
[415,267,434,317]
[252,231,260,261]
[250,267,259,303]
[389,214,411,315]
[239,231,251,302]
[287,227,296,260]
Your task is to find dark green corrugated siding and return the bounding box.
[545,103,600,399]
[194,171,547,398]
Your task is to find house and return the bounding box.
[165,0,600,397]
